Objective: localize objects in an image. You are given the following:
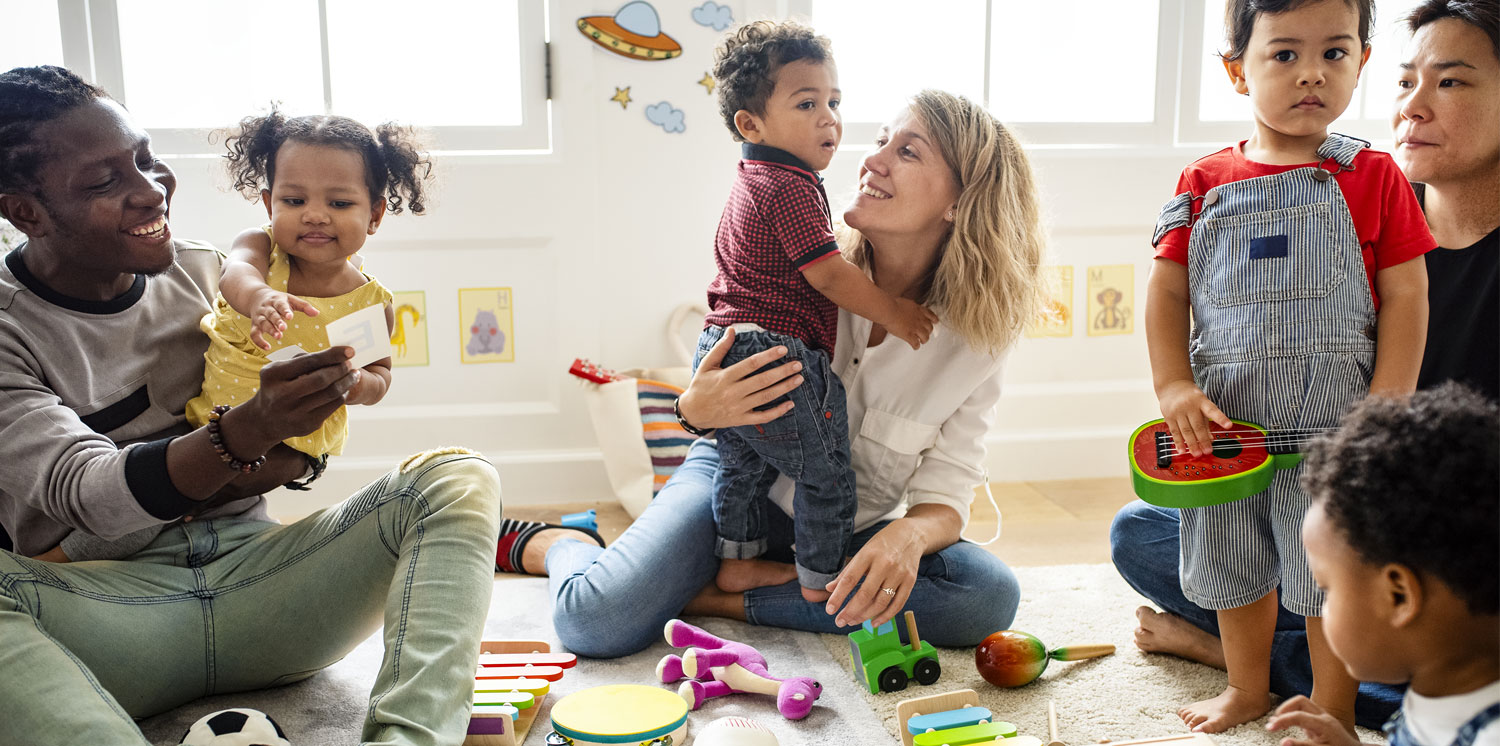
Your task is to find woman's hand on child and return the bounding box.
[679,328,804,431]
[823,519,923,628]
[248,288,320,350]
[1266,696,1364,746]
[887,299,939,350]
[1156,379,1232,457]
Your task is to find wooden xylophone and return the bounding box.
[896,689,1221,746]
[464,639,578,746]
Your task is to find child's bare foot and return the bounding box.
[1178,685,1272,733]
[1135,606,1227,669]
[800,586,831,602]
[716,558,798,592]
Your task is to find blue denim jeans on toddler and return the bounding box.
[692,324,857,589]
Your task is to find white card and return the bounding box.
[266,344,308,362]
[324,303,392,369]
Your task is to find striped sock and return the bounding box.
[494,518,605,574]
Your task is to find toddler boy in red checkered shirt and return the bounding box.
[691,20,938,603]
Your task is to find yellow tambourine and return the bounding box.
[546,684,688,745]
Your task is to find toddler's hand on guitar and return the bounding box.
[1156,379,1232,458]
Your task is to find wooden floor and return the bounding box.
[505,476,1136,567]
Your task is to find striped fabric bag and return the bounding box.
[579,366,694,519]
[577,303,706,519]
[637,379,695,499]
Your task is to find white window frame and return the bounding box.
[52,0,551,156]
[774,0,1403,150]
[784,0,1185,148]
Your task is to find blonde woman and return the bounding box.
[519,91,1045,657]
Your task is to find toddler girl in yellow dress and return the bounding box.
[186,109,431,463]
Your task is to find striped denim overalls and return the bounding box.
[1386,702,1500,746]
[1151,134,1377,614]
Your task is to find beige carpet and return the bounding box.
[823,563,1386,746]
[138,564,1386,745]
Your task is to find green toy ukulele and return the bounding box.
[1128,419,1326,508]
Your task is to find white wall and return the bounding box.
[155,1,1388,518]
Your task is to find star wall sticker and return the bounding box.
[697,72,716,95]
[611,86,633,109]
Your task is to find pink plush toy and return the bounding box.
[655,619,822,720]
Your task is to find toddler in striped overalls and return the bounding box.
[1145,0,1434,733]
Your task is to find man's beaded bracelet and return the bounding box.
[207,405,266,474]
[673,396,713,437]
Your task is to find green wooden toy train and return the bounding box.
[848,610,941,693]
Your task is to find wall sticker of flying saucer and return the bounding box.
[578,2,681,61]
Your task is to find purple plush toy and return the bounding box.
[655,619,822,720]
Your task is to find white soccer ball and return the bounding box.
[694,716,780,746]
[178,708,290,746]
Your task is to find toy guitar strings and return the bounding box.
[1154,427,1336,458]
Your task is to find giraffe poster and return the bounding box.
[390,291,428,368]
[458,287,514,364]
[1087,264,1134,336]
[1025,265,1074,338]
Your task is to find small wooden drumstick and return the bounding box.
[1048,699,1066,746]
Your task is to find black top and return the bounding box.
[1413,183,1500,401]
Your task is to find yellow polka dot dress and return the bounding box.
[185,243,392,457]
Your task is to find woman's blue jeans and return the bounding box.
[547,438,1020,658]
[1109,499,1404,729]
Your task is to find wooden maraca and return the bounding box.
[973,630,1114,687]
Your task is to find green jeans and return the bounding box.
[0,450,500,746]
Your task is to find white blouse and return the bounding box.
[769,309,1006,533]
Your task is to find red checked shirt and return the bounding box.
[1155,142,1435,309]
[705,143,842,352]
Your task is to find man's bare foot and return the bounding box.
[1135,606,1227,669]
[1178,685,1272,733]
[800,586,831,602]
[716,558,797,592]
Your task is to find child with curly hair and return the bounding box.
[185,110,431,473]
[687,19,939,604]
[1267,383,1498,746]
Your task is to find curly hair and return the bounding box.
[711,20,833,142]
[1220,0,1375,61]
[1301,383,1499,616]
[1405,0,1500,63]
[840,91,1046,356]
[221,107,433,215]
[0,66,109,196]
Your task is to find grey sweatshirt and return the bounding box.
[0,240,269,560]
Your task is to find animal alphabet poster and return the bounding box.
[1087,264,1134,337]
[459,288,514,364]
[390,291,428,368]
[1026,266,1074,338]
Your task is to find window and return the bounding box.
[796,0,1424,148]
[803,0,1169,145]
[0,1,64,73]
[28,0,548,155]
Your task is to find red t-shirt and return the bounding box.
[705,144,841,351]
[1155,142,1435,309]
